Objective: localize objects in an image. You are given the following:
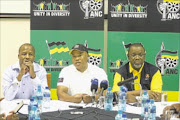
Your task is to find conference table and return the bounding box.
[0,99,177,120]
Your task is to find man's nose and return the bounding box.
[75,56,80,60]
[134,55,140,59]
[25,54,30,58]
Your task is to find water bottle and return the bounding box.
[36,85,43,113]
[32,105,40,120]
[43,86,51,110]
[122,113,127,120]
[141,90,149,117]
[149,99,156,120]
[28,98,34,120]
[31,106,37,120]
[144,99,150,119]
[115,110,123,120]
[104,87,113,111]
[144,107,149,120]
[118,88,127,112]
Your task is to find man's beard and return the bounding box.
[134,64,142,69]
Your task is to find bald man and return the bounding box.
[3,43,48,100]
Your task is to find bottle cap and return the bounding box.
[122,88,125,92]
[144,90,147,95]
[122,113,126,118]
[150,99,154,103]
[146,99,150,103]
[118,110,122,114]
[30,98,34,102]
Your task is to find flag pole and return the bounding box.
[122,41,128,60]
[46,40,52,59]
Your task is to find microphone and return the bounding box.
[117,76,138,86]
[100,80,108,96]
[91,78,98,103]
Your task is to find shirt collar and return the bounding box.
[12,61,40,72]
[129,62,144,73]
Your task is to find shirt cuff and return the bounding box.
[12,78,21,87]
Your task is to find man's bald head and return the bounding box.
[19,43,35,54]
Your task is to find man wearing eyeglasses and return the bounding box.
[112,43,162,103]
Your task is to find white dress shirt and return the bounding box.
[2,61,48,100]
[57,63,108,96]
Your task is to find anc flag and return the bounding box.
[87,48,102,57]
[161,50,178,59]
[46,40,69,55]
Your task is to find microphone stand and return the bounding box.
[132,83,142,107]
[98,96,105,108]
[92,89,96,105]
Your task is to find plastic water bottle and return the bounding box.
[118,87,127,112]
[122,113,127,120]
[43,86,51,110]
[144,99,150,119]
[141,90,149,117]
[36,85,43,113]
[31,105,40,120]
[149,99,156,120]
[115,110,123,120]
[28,98,34,120]
[31,106,37,120]
[104,87,113,111]
[144,107,149,120]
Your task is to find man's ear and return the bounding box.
[127,54,130,60]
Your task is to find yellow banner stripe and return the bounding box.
[166,91,179,102]
[50,47,69,54]
[89,53,102,57]
[163,0,180,3]
[161,55,178,59]
[50,89,58,100]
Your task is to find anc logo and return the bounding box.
[157,0,180,21]
[33,1,70,16]
[155,42,178,75]
[84,41,102,66]
[110,0,148,18]
[79,0,103,19]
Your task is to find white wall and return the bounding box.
[0,18,30,97]
[0,0,30,14]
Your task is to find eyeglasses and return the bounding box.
[129,54,145,58]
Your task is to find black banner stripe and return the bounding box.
[48,41,66,47]
[162,50,178,54]
[87,48,101,52]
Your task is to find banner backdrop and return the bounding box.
[108,0,180,32]
[31,0,180,101]
[108,0,180,101]
[31,0,104,99]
